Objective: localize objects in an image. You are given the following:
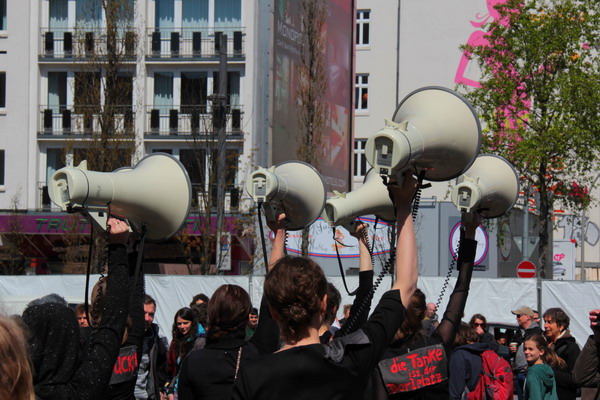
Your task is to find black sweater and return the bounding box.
[231,290,406,400]
[24,244,132,400]
[177,295,279,400]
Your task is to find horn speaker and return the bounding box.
[49,153,192,241]
[245,161,327,231]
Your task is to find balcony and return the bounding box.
[190,184,242,212]
[39,28,137,61]
[144,105,244,137]
[145,28,245,60]
[38,105,135,137]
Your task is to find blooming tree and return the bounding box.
[459,0,600,277]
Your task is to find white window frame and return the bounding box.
[356,9,370,47]
[355,73,368,112]
[353,139,368,179]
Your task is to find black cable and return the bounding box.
[435,232,461,312]
[257,202,269,270]
[334,226,358,296]
[129,226,146,307]
[83,219,95,327]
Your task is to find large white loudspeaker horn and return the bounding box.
[365,86,481,181]
[323,169,395,228]
[49,153,192,241]
[451,154,520,218]
[245,161,326,231]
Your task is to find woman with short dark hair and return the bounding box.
[543,307,580,400]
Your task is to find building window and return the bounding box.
[356,10,370,46]
[0,0,6,31]
[354,139,368,178]
[0,72,5,108]
[355,74,368,112]
[0,150,5,186]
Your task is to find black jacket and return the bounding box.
[24,245,132,400]
[551,332,580,400]
[573,335,600,400]
[177,296,279,400]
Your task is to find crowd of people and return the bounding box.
[2,175,600,399]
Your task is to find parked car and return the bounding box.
[486,322,519,360]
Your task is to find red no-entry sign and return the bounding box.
[517,260,536,278]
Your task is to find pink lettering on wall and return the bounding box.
[455,0,530,134]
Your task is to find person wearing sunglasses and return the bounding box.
[469,313,496,347]
[510,306,543,400]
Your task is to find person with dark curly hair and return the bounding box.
[231,171,419,400]
[166,307,202,380]
[543,307,580,400]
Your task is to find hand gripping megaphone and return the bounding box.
[245,161,327,231]
[365,86,481,182]
[49,153,192,241]
[323,169,395,229]
[451,154,520,218]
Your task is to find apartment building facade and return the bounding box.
[0,0,263,273]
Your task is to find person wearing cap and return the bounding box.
[510,305,543,400]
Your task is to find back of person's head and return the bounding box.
[191,302,208,327]
[542,307,570,330]
[396,288,426,340]
[207,284,251,339]
[525,333,566,369]
[324,282,341,326]
[22,302,80,392]
[455,322,480,346]
[0,316,35,400]
[264,256,327,344]
[190,293,210,307]
[27,293,68,308]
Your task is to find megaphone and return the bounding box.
[365,86,481,181]
[323,169,395,228]
[49,153,192,241]
[451,154,520,218]
[245,161,326,231]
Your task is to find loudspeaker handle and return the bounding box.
[87,211,135,235]
[261,202,278,224]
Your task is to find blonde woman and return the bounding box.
[0,315,35,400]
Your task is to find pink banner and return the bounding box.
[0,214,241,235]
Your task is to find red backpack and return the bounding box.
[466,349,513,400]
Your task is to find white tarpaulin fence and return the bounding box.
[1,275,598,345]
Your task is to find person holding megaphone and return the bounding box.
[22,218,139,399]
[365,211,482,400]
[232,170,419,400]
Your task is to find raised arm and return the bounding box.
[71,218,133,398]
[573,309,600,387]
[388,172,418,309]
[267,213,287,271]
[334,222,374,338]
[435,212,480,347]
